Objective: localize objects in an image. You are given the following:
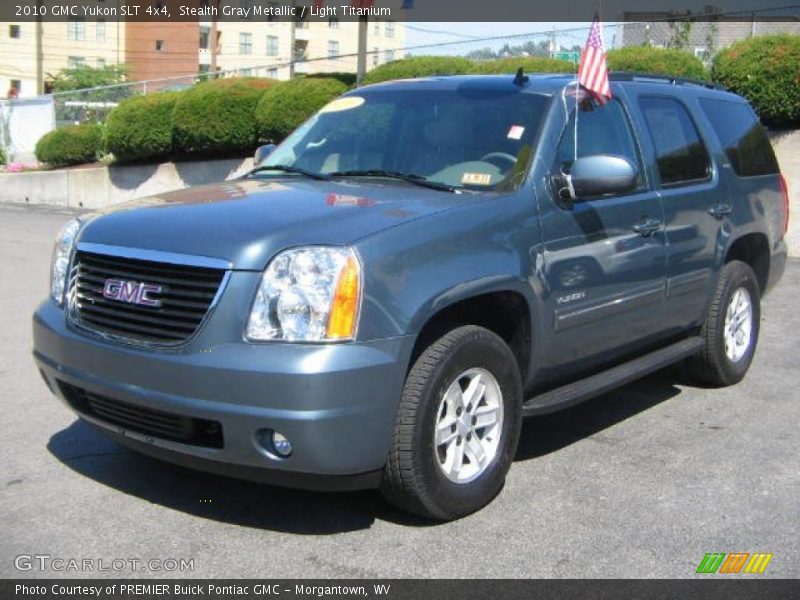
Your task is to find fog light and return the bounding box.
[271,431,292,457]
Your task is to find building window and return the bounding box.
[67,56,86,69]
[10,79,21,93]
[9,25,20,39]
[155,40,166,51]
[267,68,278,78]
[199,26,210,49]
[96,19,106,42]
[329,18,339,29]
[240,68,253,77]
[373,21,380,36]
[385,49,395,63]
[372,47,379,66]
[266,35,278,56]
[96,58,106,69]
[239,32,252,55]
[385,20,395,38]
[328,40,339,58]
[67,18,86,42]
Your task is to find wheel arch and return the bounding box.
[725,232,770,296]
[408,285,533,383]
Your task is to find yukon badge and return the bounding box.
[102,278,163,307]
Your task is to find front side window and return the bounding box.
[556,96,643,192]
[639,96,711,186]
[698,98,779,177]
[259,87,549,192]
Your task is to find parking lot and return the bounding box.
[0,202,798,578]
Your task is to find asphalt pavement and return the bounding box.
[1,203,798,578]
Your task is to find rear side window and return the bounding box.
[638,96,711,186]
[698,98,779,177]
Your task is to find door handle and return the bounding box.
[708,203,732,218]
[632,218,662,237]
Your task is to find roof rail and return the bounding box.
[609,71,727,91]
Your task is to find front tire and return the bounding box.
[687,260,761,386]
[380,326,523,520]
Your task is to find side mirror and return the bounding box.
[254,144,277,165]
[565,155,638,200]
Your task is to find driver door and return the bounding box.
[538,94,667,374]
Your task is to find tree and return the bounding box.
[47,64,128,92]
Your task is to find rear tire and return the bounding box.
[687,260,761,387]
[380,325,523,520]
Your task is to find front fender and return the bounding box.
[354,194,542,341]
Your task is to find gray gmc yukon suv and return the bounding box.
[33,73,788,519]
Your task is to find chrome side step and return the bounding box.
[522,336,704,416]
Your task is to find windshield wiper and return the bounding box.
[249,164,330,181]
[329,169,457,193]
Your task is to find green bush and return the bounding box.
[471,56,576,74]
[105,91,179,163]
[712,34,800,128]
[606,47,707,80]
[255,77,349,142]
[173,77,276,156]
[35,123,102,168]
[362,55,473,84]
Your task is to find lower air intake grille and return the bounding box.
[59,381,224,449]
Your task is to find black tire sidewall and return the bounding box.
[713,263,761,382]
[414,329,522,517]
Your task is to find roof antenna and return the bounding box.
[513,67,529,86]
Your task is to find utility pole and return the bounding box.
[211,0,220,76]
[35,0,44,94]
[289,1,296,78]
[356,17,368,85]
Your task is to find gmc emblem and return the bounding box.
[102,279,163,307]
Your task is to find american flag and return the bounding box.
[578,14,611,103]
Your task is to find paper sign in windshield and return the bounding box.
[462,172,493,185]
[507,125,525,140]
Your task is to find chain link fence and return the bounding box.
[51,7,800,127]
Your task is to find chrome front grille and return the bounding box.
[69,250,227,345]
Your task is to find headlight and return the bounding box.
[246,246,362,342]
[50,218,82,305]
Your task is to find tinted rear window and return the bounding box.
[639,96,711,186]
[699,98,779,177]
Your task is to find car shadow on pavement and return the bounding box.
[516,364,686,461]
[47,365,688,532]
[46,420,432,533]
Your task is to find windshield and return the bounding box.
[258,86,550,192]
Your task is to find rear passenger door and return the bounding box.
[632,93,723,333]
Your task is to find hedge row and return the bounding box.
[35,123,103,168]
[33,36,800,167]
[712,34,800,128]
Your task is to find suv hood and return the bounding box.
[79,178,459,270]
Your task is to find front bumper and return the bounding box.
[33,300,413,491]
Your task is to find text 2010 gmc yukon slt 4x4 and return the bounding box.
[33,73,788,520]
